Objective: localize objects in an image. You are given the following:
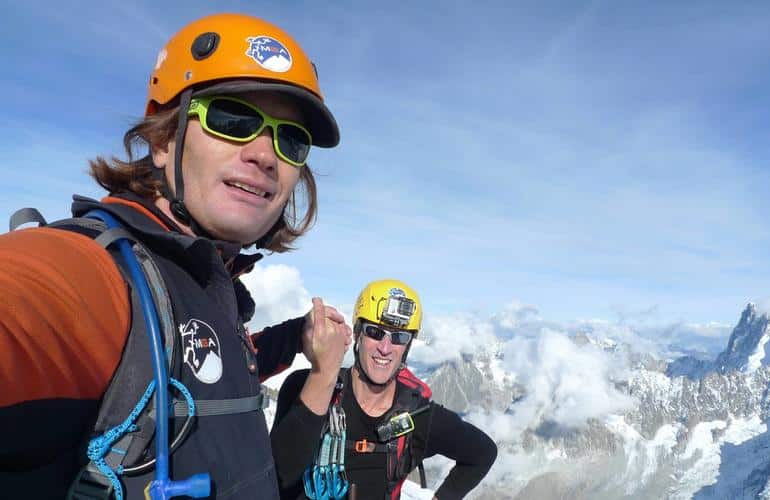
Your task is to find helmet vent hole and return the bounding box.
[151,77,158,85]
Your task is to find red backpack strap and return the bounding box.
[388,435,408,500]
[396,367,432,399]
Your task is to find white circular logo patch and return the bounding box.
[245,35,292,73]
[180,319,223,384]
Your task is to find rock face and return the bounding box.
[419,304,770,500]
[427,351,519,414]
[714,304,770,374]
[428,360,487,413]
[667,303,770,379]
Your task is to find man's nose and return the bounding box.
[377,334,394,354]
[240,128,278,176]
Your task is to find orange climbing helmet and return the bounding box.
[146,13,339,147]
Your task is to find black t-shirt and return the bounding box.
[271,369,497,500]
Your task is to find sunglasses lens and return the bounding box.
[391,331,412,345]
[206,99,263,140]
[363,324,412,345]
[364,325,386,341]
[277,123,311,165]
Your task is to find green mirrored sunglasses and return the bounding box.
[188,95,312,167]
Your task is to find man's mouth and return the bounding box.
[372,356,392,367]
[225,181,272,199]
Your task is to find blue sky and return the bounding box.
[2,1,770,330]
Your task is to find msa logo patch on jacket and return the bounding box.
[180,319,223,383]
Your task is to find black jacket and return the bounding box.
[1,194,305,499]
[271,368,497,500]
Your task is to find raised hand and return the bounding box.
[302,297,352,375]
[299,297,353,415]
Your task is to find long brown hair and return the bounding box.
[88,105,318,252]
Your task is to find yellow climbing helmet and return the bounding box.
[352,279,422,334]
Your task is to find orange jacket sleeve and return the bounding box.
[0,227,130,407]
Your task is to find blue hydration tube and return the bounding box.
[86,209,210,500]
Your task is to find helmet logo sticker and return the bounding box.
[246,36,292,72]
[180,319,223,384]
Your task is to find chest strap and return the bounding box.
[169,394,268,417]
[346,439,388,454]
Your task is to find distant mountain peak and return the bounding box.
[715,303,769,374]
[742,302,758,321]
[668,303,770,379]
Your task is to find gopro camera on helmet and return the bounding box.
[380,289,416,328]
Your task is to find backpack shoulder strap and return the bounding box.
[9,207,47,230]
[9,207,178,495]
[396,367,432,399]
[76,210,176,472]
[389,372,433,494]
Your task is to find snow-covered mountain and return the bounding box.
[668,303,770,378]
[248,262,766,499]
[416,303,770,499]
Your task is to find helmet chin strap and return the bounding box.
[168,88,192,225]
[158,88,215,239]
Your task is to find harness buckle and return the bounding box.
[66,465,115,500]
[354,439,374,453]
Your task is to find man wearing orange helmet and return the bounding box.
[0,13,350,499]
[271,280,497,499]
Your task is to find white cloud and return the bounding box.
[493,300,542,331]
[684,322,735,339]
[502,328,635,430]
[408,313,498,367]
[242,264,354,391]
[564,316,732,361]
[406,298,640,432]
[242,264,312,330]
[567,319,662,356]
[467,410,526,445]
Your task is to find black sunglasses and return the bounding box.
[362,323,413,346]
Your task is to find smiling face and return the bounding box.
[356,325,411,386]
[152,91,304,244]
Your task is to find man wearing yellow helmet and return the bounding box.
[272,280,497,499]
[0,13,351,499]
